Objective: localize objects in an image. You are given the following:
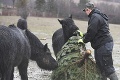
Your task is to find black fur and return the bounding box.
[52,15,79,56]
[25,29,58,70]
[17,18,27,30]
[0,24,58,80]
[52,28,64,55]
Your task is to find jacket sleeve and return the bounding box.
[83,15,100,43]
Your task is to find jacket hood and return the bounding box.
[89,8,108,21]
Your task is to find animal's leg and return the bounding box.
[0,68,2,79]
[18,59,29,80]
[0,73,1,80]
[10,68,14,80]
[1,66,13,80]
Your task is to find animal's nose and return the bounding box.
[54,61,58,69]
[55,62,58,68]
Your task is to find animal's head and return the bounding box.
[58,15,74,31]
[17,18,27,30]
[58,15,79,42]
[26,30,58,70]
[35,43,58,70]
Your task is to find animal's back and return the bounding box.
[52,28,65,56]
[0,25,30,67]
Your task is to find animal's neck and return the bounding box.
[62,29,69,43]
[26,30,44,47]
[25,29,44,60]
[62,25,78,43]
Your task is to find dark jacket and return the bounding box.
[83,8,113,49]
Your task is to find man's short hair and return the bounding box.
[83,2,95,11]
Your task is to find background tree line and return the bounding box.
[34,0,120,24]
[1,0,120,24]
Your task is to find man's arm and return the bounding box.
[83,15,100,43]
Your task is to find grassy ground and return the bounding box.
[0,16,120,79]
[0,16,119,40]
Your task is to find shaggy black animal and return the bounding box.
[0,24,58,80]
[17,18,27,30]
[52,15,79,56]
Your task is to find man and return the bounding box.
[82,2,118,80]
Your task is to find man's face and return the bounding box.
[84,8,92,15]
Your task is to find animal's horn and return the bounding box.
[44,43,48,51]
[58,19,62,24]
[69,14,72,19]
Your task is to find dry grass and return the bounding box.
[0,16,120,46]
[0,16,119,37]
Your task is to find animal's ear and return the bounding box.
[44,43,48,51]
[69,14,72,19]
[58,19,63,24]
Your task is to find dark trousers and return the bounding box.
[94,42,115,77]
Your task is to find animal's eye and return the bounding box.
[46,52,51,55]
[63,23,67,26]
[36,50,39,54]
[46,50,51,55]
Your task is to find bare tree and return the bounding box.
[16,0,29,19]
[78,0,88,9]
[12,0,15,8]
